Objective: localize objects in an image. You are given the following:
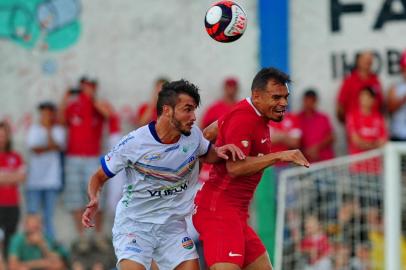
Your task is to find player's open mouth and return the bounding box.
[274,109,285,116]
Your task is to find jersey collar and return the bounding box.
[148,121,162,143]
[246,97,262,116]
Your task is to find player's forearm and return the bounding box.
[88,168,109,200]
[226,152,282,177]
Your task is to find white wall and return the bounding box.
[0,0,258,153]
[290,0,406,155]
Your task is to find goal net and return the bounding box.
[274,143,406,270]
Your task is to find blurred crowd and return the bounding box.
[0,49,405,270]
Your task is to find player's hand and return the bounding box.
[279,149,310,168]
[216,144,246,161]
[82,196,99,228]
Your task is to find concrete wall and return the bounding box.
[0,0,259,153]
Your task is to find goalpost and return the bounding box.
[274,142,406,270]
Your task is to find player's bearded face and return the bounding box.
[171,112,192,136]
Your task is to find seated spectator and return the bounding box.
[8,214,68,270]
[387,50,406,142]
[298,89,335,163]
[25,101,65,240]
[333,242,351,270]
[350,242,371,270]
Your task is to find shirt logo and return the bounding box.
[143,153,161,161]
[241,140,249,148]
[228,251,242,257]
[261,138,268,144]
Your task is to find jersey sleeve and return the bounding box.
[194,126,211,156]
[221,113,255,156]
[101,132,137,177]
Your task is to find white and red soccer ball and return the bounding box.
[204,1,247,43]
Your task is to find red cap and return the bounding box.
[224,77,238,87]
[400,50,406,70]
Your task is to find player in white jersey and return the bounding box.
[82,80,245,270]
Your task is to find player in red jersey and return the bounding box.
[193,67,310,270]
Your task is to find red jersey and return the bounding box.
[201,100,236,129]
[346,110,387,173]
[65,93,104,156]
[268,112,301,153]
[337,71,383,116]
[298,110,335,162]
[195,98,271,214]
[0,151,23,206]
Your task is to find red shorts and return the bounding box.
[192,207,266,268]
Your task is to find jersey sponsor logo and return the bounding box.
[228,251,242,257]
[164,145,180,152]
[241,140,249,148]
[181,237,194,250]
[147,181,188,197]
[143,153,161,161]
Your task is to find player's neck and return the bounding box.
[155,120,181,144]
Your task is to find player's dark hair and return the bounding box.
[157,79,201,116]
[251,67,291,91]
[0,121,12,152]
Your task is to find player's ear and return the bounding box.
[162,105,172,116]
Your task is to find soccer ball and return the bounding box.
[204,1,247,43]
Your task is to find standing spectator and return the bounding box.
[8,214,68,270]
[298,89,335,163]
[336,51,384,123]
[199,77,239,184]
[346,87,387,173]
[26,101,65,241]
[0,121,25,258]
[133,77,169,128]
[387,50,406,141]
[200,77,239,129]
[59,78,111,252]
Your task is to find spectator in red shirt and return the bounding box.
[0,121,25,258]
[298,89,335,163]
[199,77,239,184]
[133,77,169,128]
[346,87,387,209]
[346,87,387,158]
[59,78,112,252]
[336,51,384,123]
[200,77,239,129]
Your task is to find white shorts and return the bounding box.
[113,219,198,270]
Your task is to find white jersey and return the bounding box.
[101,122,210,230]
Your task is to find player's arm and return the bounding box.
[82,167,110,228]
[226,149,309,177]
